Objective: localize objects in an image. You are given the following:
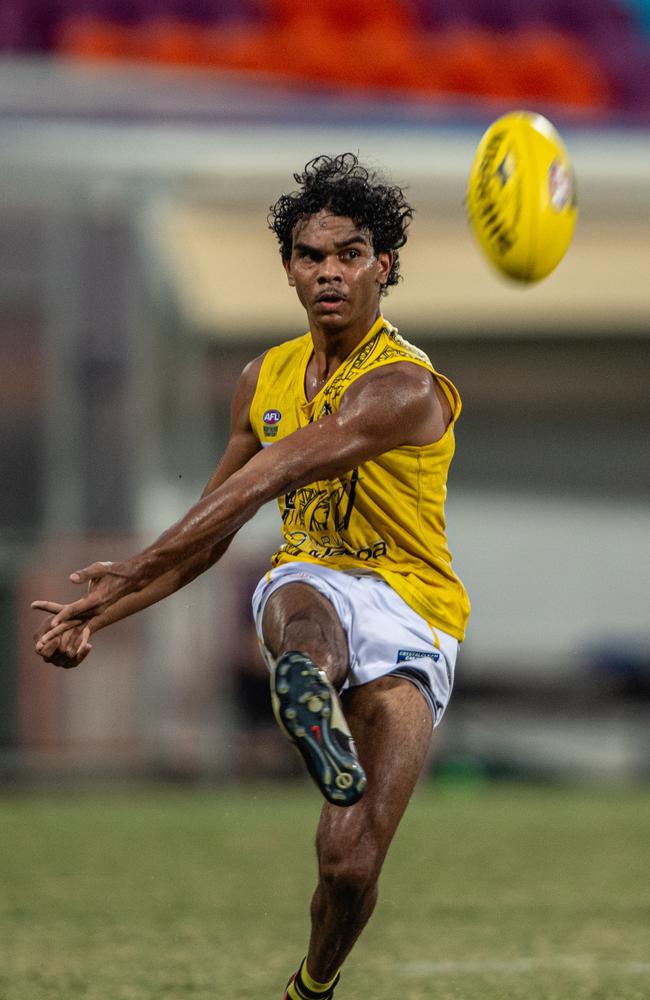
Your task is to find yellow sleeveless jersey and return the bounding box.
[249,315,470,640]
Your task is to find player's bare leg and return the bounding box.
[306,676,433,983]
[262,583,367,808]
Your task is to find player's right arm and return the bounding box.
[33,355,265,667]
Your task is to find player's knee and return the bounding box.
[282,615,326,657]
[318,843,381,899]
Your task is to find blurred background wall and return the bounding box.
[1,0,648,784]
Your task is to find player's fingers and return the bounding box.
[31,600,65,613]
[75,639,93,663]
[61,630,81,659]
[40,640,78,665]
[38,631,90,668]
[35,618,84,650]
[75,643,92,663]
[36,639,60,661]
[49,594,100,628]
[64,629,93,667]
[64,625,91,659]
[36,636,61,657]
[37,618,84,641]
[69,561,113,585]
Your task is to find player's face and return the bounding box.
[284,211,392,333]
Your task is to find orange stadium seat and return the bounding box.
[513,30,612,108]
[134,20,205,66]
[57,17,134,60]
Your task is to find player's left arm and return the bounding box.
[39,363,446,629]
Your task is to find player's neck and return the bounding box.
[308,309,381,371]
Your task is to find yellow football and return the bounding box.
[466,110,577,283]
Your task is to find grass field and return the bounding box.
[1,781,649,1000]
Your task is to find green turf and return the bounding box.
[0,781,649,999]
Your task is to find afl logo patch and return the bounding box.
[263,408,282,438]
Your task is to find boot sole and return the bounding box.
[271,653,367,807]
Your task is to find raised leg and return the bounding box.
[262,582,434,983]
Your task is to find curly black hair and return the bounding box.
[268,153,414,293]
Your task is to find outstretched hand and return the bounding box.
[31,560,134,653]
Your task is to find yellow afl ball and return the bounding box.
[466,110,577,283]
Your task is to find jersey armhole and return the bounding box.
[248,357,268,444]
[432,371,461,422]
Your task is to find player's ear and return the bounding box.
[283,257,296,287]
[377,250,393,286]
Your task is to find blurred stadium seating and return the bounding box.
[0,0,649,118]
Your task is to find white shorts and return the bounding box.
[251,562,458,726]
